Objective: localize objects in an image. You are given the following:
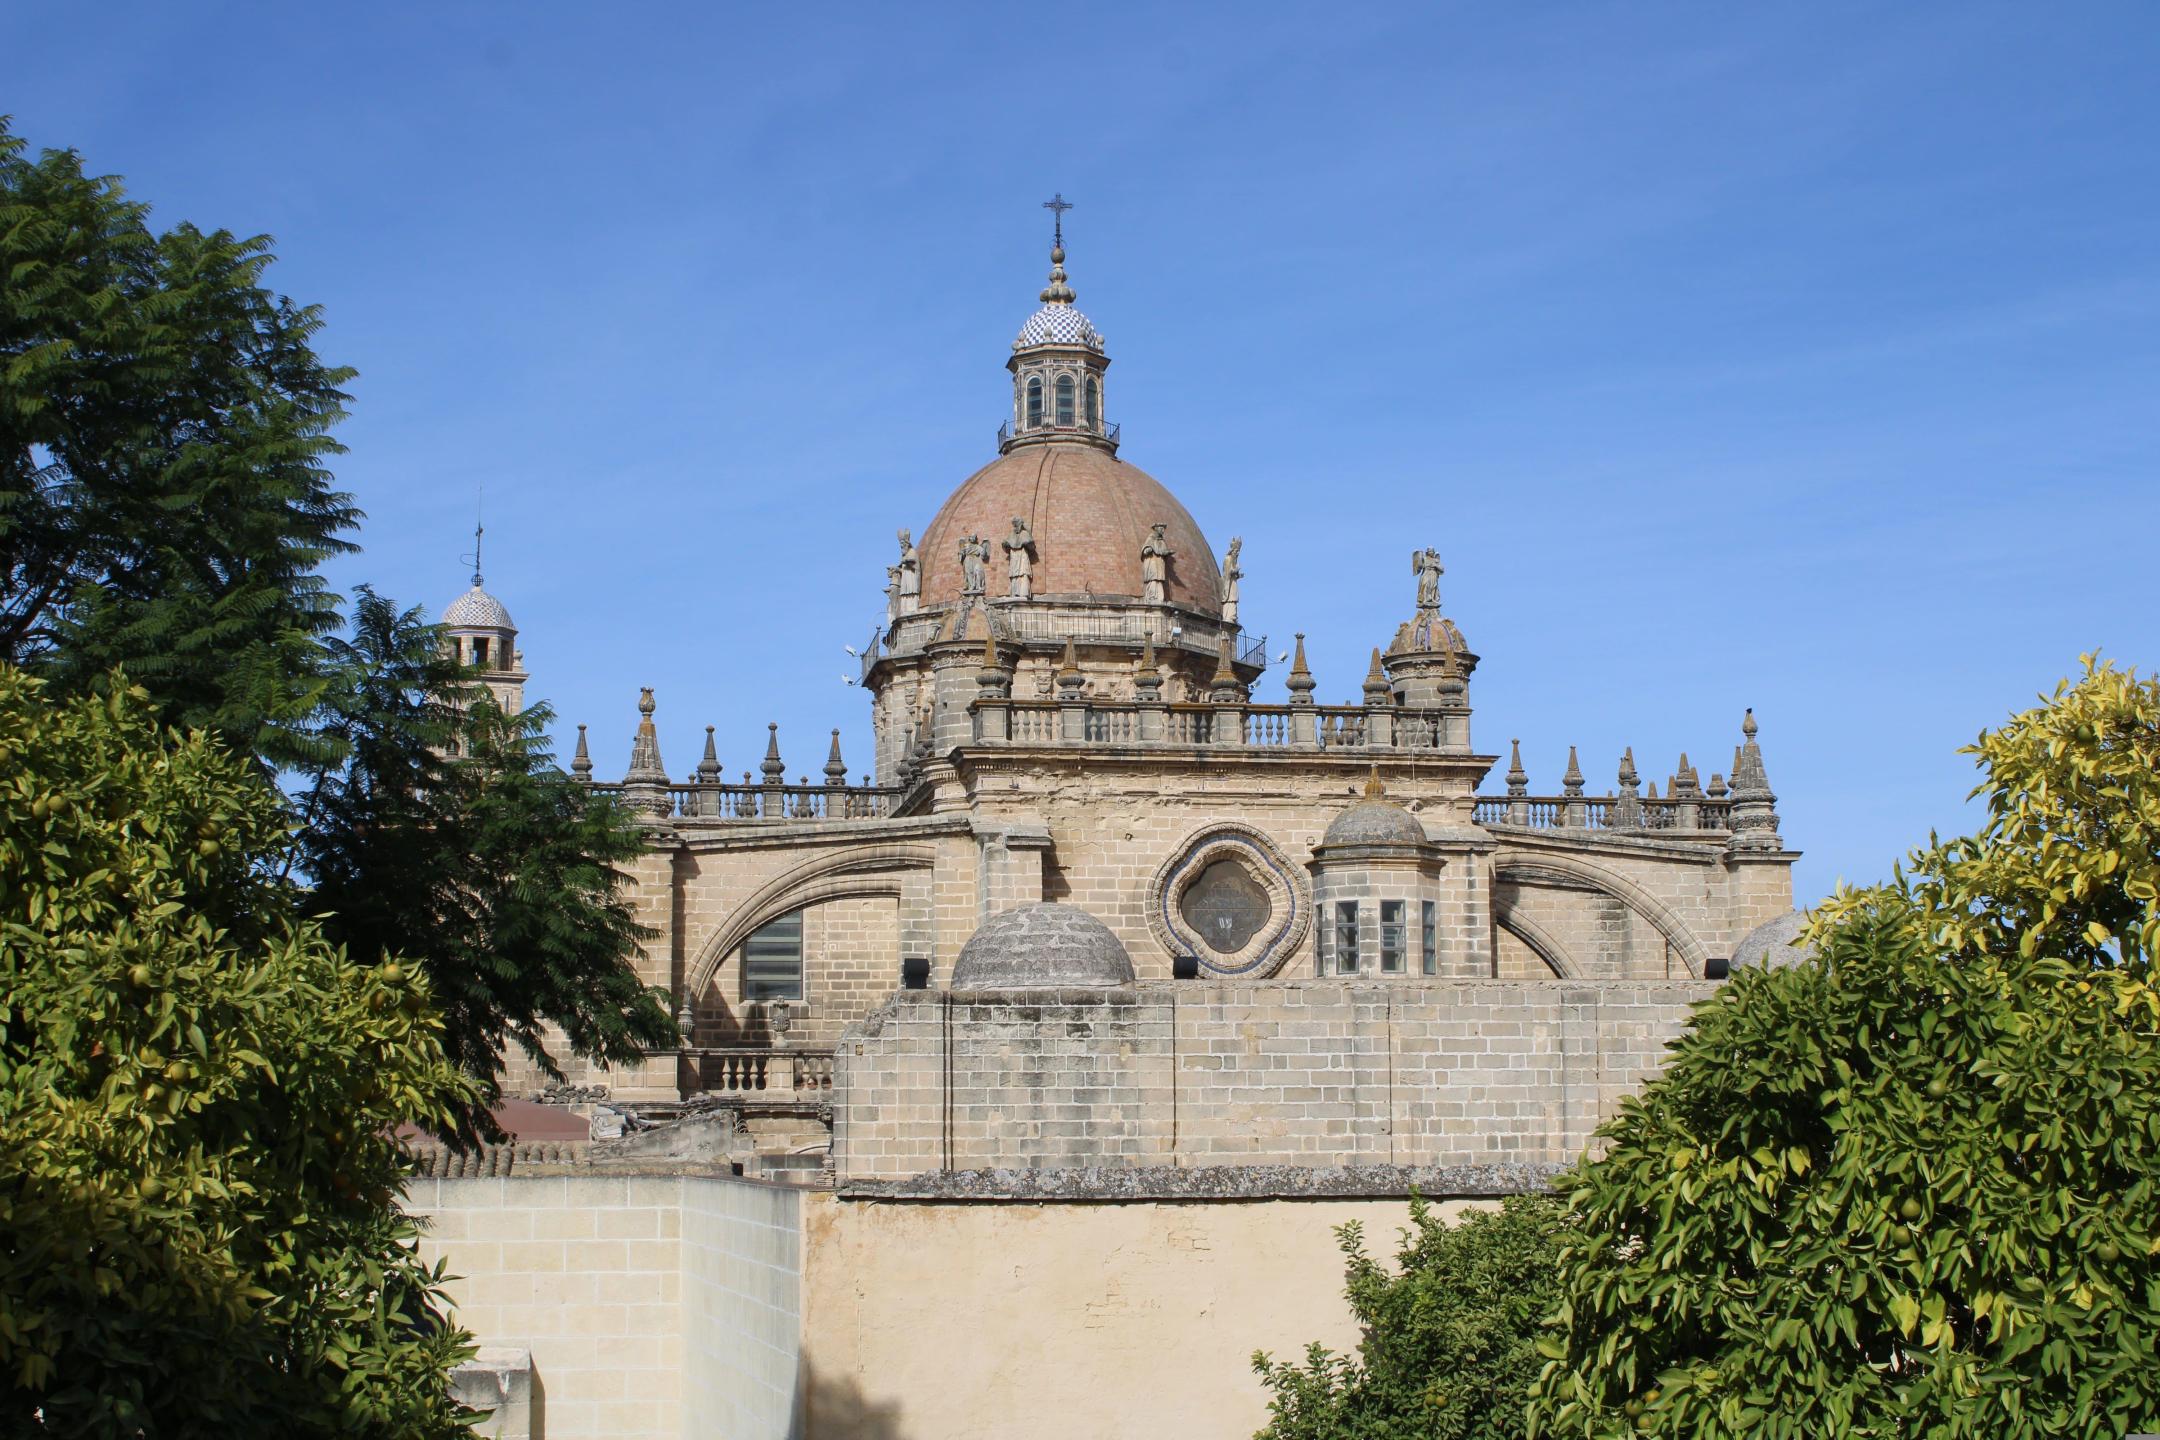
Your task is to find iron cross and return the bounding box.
[1042,193,1073,246]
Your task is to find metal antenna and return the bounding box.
[1042,193,1073,248]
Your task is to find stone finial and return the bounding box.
[1056,637,1086,702]
[1728,708,1782,852]
[824,729,848,786]
[1671,752,1701,799]
[1613,746,1643,828]
[1134,634,1163,705]
[696,726,722,783]
[761,723,786,785]
[1506,738,1528,797]
[621,689,671,816]
[571,723,593,784]
[1362,647,1391,705]
[1285,633,1316,705]
[1363,764,1387,800]
[1706,770,1729,799]
[1646,779,1660,800]
[1208,631,1245,703]
[1561,746,1585,796]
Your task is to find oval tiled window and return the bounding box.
[1178,859,1271,954]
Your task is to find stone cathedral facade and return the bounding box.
[420,224,1811,1438]
[440,226,1801,1158]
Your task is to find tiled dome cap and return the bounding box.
[443,583,515,631]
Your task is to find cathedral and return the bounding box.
[438,212,1799,1136]
[419,214,1808,1438]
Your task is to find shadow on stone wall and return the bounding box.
[795,1361,909,1440]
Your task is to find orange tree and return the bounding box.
[1529,658,2160,1438]
[0,669,476,1435]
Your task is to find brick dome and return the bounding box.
[918,442,1221,613]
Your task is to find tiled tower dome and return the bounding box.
[917,445,1221,613]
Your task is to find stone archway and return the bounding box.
[1490,852,1712,978]
[686,843,937,996]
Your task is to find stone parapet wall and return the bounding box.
[831,979,1712,1183]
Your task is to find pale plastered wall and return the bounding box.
[799,1192,1475,1440]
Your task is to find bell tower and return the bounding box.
[1003,195,1115,453]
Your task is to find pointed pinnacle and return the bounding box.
[1212,632,1237,685]
[1058,636,1081,678]
[1562,745,1584,787]
[1619,745,1638,787]
[1290,632,1312,679]
[1743,707,1758,739]
[1507,738,1526,777]
[824,728,847,783]
[1364,764,1386,800]
[1138,633,1158,674]
[1366,647,1386,680]
[702,726,719,763]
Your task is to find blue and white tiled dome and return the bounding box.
[1014,302,1103,352]
[443,583,515,631]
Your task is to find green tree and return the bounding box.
[1530,658,2160,1439]
[0,666,476,1434]
[298,589,676,1133]
[0,118,357,771]
[1255,1195,1580,1440]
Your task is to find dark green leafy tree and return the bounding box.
[0,118,357,771]
[0,666,476,1435]
[1255,1195,1580,1440]
[1530,658,2160,1439]
[298,589,676,1134]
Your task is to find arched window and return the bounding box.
[1055,374,1076,426]
[1026,377,1043,427]
[471,636,490,669]
[1084,376,1099,428]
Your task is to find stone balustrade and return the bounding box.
[591,780,905,822]
[972,698,1468,751]
[1472,795,1736,833]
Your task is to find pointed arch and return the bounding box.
[1490,852,1712,978]
[686,843,937,996]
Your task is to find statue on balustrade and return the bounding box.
[1005,517,1037,599]
[1141,523,1174,604]
[1220,537,1243,624]
[884,564,902,624]
[1412,546,1444,611]
[896,529,921,614]
[959,534,989,597]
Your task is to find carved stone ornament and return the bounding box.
[1146,823,1311,977]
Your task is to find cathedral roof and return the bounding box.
[443,582,515,631]
[1015,301,1102,352]
[918,442,1221,613]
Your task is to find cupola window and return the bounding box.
[1085,376,1099,427]
[471,637,490,668]
[1026,377,1043,427]
[1055,375,1075,426]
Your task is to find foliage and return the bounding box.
[1255,1195,1580,1440]
[1529,658,2160,1439]
[0,118,358,772]
[0,666,476,1435]
[298,589,676,1134]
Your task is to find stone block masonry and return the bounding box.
[830,979,1713,1183]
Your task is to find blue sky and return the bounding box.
[12,3,2158,904]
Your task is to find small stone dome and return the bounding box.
[1732,911,1817,970]
[1015,302,1103,352]
[443,583,515,631]
[950,903,1136,989]
[1322,776,1427,848]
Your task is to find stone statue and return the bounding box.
[884,564,901,624]
[1412,547,1443,611]
[896,529,921,614]
[1004,517,1036,599]
[1140,523,1174,605]
[959,534,988,596]
[1220,536,1243,624]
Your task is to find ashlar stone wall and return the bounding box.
[831,979,1712,1183]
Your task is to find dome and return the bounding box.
[1015,302,1103,352]
[950,903,1136,989]
[1732,911,1817,971]
[1322,775,1428,848]
[443,583,515,631]
[918,443,1221,613]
